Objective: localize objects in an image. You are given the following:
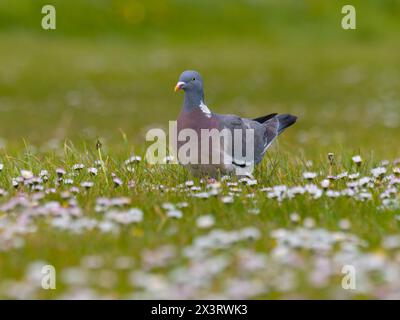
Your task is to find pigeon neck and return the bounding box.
[183,91,206,113]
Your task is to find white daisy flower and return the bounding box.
[64,179,74,185]
[380,160,390,167]
[290,212,301,222]
[88,167,98,176]
[125,155,142,165]
[358,177,370,186]
[303,172,317,180]
[20,170,34,180]
[371,167,386,178]
[60,191,71,199]
[336,172,348,179]
[338,219,351,230]
[196,215,215,229]
[12,177,23,187]
[39,170,48,177]
[185,180,194,187]
[320,179,330,189]
[193,192,210,199]
[221,196,234,204]
[70,186,80,194]
[113,178,123,187]
[239,178,258,186]
[326,190,340,198]
[162,203,175,211]
[348,173,360,180]
[56,168,66,177]
[72,164,85,171]
[303,217,315,228]
[352,155,362,165]
[240,227,261,240]
[167,209,183,219]
[176,202,189,208]
[94,160,104,167]
[81,181,94,189]
[305,184,323,199]
[106,208,143,224]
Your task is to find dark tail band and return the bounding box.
[277,114,297,134]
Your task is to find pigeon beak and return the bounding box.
[174,81,185,92]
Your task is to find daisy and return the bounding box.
[72,164,85,171]
[196,215,215,229]
[290,212,301,222]
[320,179,330,189]
[303,172,317,180]
[221,196,234,204]
[303,217,315,228]
[166,209,183,219]
[12,177,23,188]
[20,170,34,180]
[352,155,362,165]
[338,219,351,230]
[113,177,123,187]
[371,167,386,178]
[348,173,360,180]
[125,155,142,165]
[56,168,66,177]
[70,187,80,194]
[185,180,194,187]
[162,203,175,211]
[193,192,210,199]
[80,181,94,189]
[63,179,74,185]
[0,188,7,196]
[88,167,98,176]
[94,160,104,167]
[176,202,189,208]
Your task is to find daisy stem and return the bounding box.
[96,139,109,186]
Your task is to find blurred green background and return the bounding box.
[0,0,399,156]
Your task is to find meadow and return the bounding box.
[0,0,400,299]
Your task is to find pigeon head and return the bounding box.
[175,70,203,92]
[175,70,205,110]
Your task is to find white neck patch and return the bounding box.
[199,101,212,118]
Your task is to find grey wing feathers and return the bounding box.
[219,114,274,165]
[216,113,296,166]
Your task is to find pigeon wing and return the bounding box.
[217,114,273,166]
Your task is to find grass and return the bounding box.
[0,1,400,299]
[1,142,399,298]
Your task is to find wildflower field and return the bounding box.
[1,1,400,299]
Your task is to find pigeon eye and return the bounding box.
[192,77,196,81]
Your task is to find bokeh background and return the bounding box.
[0,0,399,157]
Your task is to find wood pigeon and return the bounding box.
[174,70,297,177]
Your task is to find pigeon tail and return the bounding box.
[277,114,297,134]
